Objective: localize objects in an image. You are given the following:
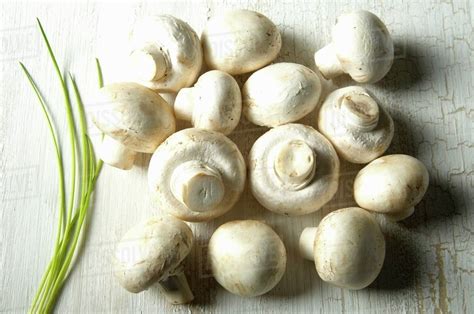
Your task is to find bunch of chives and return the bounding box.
[20,18,104,313]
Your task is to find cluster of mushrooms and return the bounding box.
[94,9,430,303]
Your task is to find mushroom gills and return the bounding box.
[148,128,246,222]
[248,123,340,215]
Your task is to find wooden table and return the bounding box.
[1,0,472,312]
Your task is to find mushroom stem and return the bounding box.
[341,92,379,132]
[157,271,194,304]
[384,207,415,221]
[170,161,225,212]
[274,140,316,190]
[98,135,137,170]
[129,47,168,82]
[314,44,344,80]
[299,227,317,261]
[174,87,195,121]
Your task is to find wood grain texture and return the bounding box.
[1,0,472,313]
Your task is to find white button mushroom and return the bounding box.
[127,15,203,92]
[208,220,287,297]
[174,70,241,135]
[93,82,176,170]
[242,63,322,127]
[299,207,385,290]
[148,128,246,222]
[113,216,194,304]
[317,86,394,164]
[249,124,340,215]
[354,154,429,221]
[314,10,394,83]
[201,9,281,75]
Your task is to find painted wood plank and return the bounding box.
[0,0,472,313]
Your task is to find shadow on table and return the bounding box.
[378,40,427,92]
[369,220,419,290]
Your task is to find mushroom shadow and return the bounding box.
[185,232,218,307]
[133,152,152,169]
[369,221,419,290]
[276,27,317,68]
[377,40,427,91]
[385,114,417,156]
[331,73,355,88]
[265,247,321,299]
[264,215,323,299]
[322,159,363,213]
[175,119,192,132]
[383,110,461,228]
[403,176,462,229]
[227,116,268,161]
[233,72,252,89]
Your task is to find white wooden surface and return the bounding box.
[1,0,473,313]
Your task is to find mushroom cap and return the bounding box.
[148,128,246,222]
[354,154,429,216]
[130,15,203,92]
[201,9,281,75]
[317,86,394,163]
[314,207,385,290]
[208,220,287,297]
[92,82,176,153]
[332,10,394,83]
[243,63,322,127]
[113,216,193,293]
[178,70,242,135]
[249,124,340,215]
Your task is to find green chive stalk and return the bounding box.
[21,19,104,313]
